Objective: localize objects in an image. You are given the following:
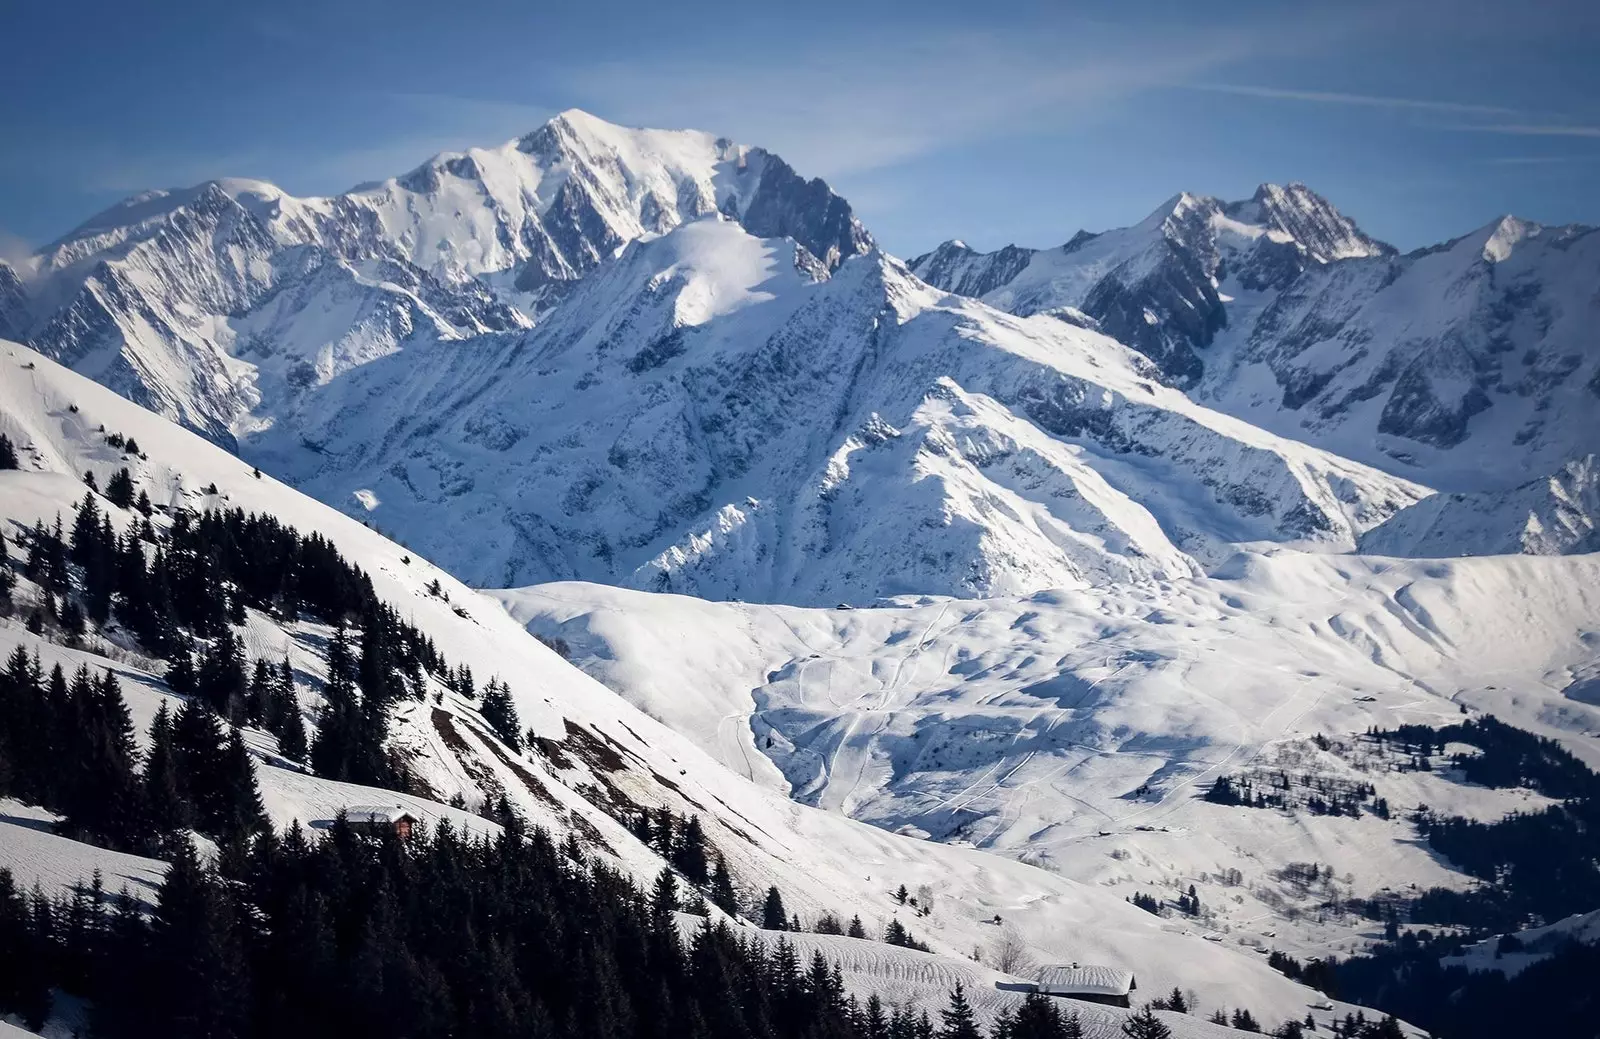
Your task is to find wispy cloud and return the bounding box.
[1455,123,1600,139]
[1179,82,1521,117]
[560,21,1294,178]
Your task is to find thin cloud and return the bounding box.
[1181,82,1521,117]
[563,27,1271,178]
[1457,123,1600,139]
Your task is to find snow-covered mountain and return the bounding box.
[910,184,1391,387]
[0,340,1357,1031]
[14,110,871,442]
[912,188,1600,494]
[242,216,1423,598]
[1361,453,1599,557]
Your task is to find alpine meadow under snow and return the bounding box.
[1,105,1598,1039]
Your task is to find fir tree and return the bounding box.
[0,433,17,470]
[938,983,980,1039]
[1122,1006,1173,1039]
[673,814,710,886]
[105,468,135,509]
[848,914,868,939]
[709,856,739,917]
[480,676,523,750]
[1011,991,1069,1039]
[762,885,789,930]
[1232,1008,1261,1032]
[0,532,13,601]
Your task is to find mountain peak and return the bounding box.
[1229,181,1392,261]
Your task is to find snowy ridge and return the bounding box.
[1361,453,1599,556]
[15,110,870,440]
[0,339,1362,1028]
[244,218,1424,601]
[913,188,1599,496]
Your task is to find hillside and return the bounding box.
[0,340,1353,1031]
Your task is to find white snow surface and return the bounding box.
[494,540,1600,961]
[0,341,1359,1028]
[245,218,1424,601]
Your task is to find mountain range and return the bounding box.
[3,109,1600,1035]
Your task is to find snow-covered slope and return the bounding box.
[1361,454,1599,557]
[912,188,1600,495]
[14,111,871,441]
[242,217,1422,600]
[495,542,1600,963]
[911,185,1391,387]
[0,340,1355,1027]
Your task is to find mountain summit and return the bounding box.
[16,110,872,441]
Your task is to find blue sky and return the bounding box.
[2,0,1597,258]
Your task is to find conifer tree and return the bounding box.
[0,532,13,602]
[762,885,789,930]
[148,838,247,1039]
[848,914,867,939]
[674,814,710,886]
[480,676,523,750]
[709,856,739,917]
[1011,991,1069,1039]
[218,728,267,843]
[0,433,17,470]
[1122,1006,1173,1039]
[143,701,190,843]
[938,983,980,1039]
[105,468,135,510]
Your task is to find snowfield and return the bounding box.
[0,341,1365,1029]
[494,540,1600,961]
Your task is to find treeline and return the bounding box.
[1331,929,1600,1039]
[1204,772,1385,820]
[0,649,267,857]
[1367,717,1600,930]
[0,821,1083,1039]
[8,484,522,795]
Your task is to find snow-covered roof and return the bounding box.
[1033,964,1135,997]
[345,805,417,824]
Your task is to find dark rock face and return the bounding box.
[0,261,29,341]
[1378,361,1492,448]
[737,150,873,271]
[1080,240,1224,388]
[908,242,1035,298]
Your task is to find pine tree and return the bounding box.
[135,490,152,517]
[148,838,247,1039]
[709,855,739,917]
[0,532,13,601]
[165,644,198,697]
[143,701,190,844]
[762,885,788,930]
[651,868,680,920]
[480,677,522,750]
[218,728,267,843]
[885,918,909,946]
[939,983,981,1039]
[1165,987,1188,1013]
[674,814,710,886]
[0,433,17,470]
[271,660,308,762]
[1121,1006,1173,1039]
[1011,991,1068,1039]
[105,468,135,510]
[1232,1007,1261,1032]
[848,914,867,939]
